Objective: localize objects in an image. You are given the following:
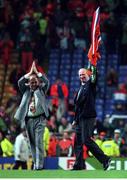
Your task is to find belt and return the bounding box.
[25,113,45,120]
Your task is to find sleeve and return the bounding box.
[14,136,22,156]
[39,73,50,94]
[87,61,97,84]
[1,140,13,156]
[91,65,97,83]
[18,76,28,94]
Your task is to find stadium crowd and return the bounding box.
[0,0,127,169]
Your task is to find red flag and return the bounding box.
[87,7,101,66]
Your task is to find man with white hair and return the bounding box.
[72,65,111,170]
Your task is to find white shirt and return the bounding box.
[27,92,44,117]
[14,133,30,161]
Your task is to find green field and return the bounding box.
[0,170,127,178]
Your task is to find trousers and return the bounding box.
[25,115,46,169]
[73,118,109,169]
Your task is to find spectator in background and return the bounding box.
[9,66,26,93]
[48,133,59,157]
[1,132,14,157]
[5,96,20,123]
[53,2,67,27]
[89,130,106,156]
[0,106,11,126]
[113,103,127,116]
[37,14,48,63]
[47,115,58,133]
[8,123,19,144]
[43,126,50,157]
[17,28,34,71]
[113,83,127,107]
[46,16,59,49]
[56,131,73,157]
[101,136,120,157]
[56,19,75,51]
[93,130,106,149]
[83,0,97,18]
[106,68,118,87]
[66,99,75,124]
[103,114,111,132]
[113,129,125,154]
[0,107,8,132]
[115,120,126,136]
[50,78,69,121]
[13,128,30,169]
[0,32,14,68]
[58,116,72,134]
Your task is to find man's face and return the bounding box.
[79,69,88,83]
[29,75,39,91]
[114,133,120,138]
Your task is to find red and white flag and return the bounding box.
[88,7,101,66]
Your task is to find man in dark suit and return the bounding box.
[72,65,111,170]
[14,61,49,170]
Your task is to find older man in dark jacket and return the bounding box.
[72,65,111,170]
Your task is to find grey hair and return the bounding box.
[78,68,90,82]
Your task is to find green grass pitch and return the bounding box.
[0,170,127,178]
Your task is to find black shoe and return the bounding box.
[103,158,111,170]
[71,166,86,171]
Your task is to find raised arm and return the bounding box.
[18,76,28,94]
[33,61,49,93]
[18,62,35,93]
[91,65,97,83]
[87,62,97,84]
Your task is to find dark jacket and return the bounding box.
[74,79,96,122]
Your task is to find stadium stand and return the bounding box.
[0,0,127,163]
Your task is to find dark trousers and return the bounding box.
[73,118,109,169]
[73,130,86,169]
[13,160,27,169]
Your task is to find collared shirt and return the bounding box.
[27,91,44,117]
[82,82,86,85]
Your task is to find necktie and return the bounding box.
[29,91,36,113]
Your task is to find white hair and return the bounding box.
[78,68,90,82]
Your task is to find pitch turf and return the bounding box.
[0,170,127,178]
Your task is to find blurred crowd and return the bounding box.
[1,0,127,68]
[0,0,127,169]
